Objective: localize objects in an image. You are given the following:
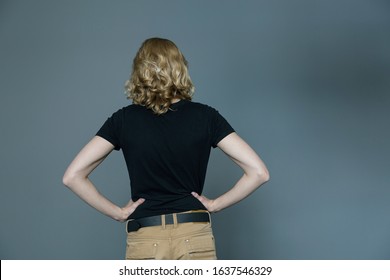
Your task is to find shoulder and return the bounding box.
[110,104,144,117]
[185,100,219,114]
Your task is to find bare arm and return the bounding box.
[192,132,269,212]
[62,136,144,222]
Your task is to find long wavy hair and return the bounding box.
[125,38,194,114]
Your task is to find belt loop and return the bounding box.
[207,211,212,227]
[161,214,166,229]
[125,220,130,234]
[173,213,178,228]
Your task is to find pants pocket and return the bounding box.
[125,239,159,260]
[185,233,217,260]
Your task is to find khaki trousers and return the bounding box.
[125,211,217,260]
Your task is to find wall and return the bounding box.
[0,0,389,259]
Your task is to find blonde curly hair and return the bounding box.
[125,38,195,114]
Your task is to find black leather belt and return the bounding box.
[127,212,210,233]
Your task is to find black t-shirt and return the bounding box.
[96,99,235,219]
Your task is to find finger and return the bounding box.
[130,198,145,209]
[191,192,200,198]
[192,192,208,204]
[124,199,134,207]
[191,192,204,202]
[136,198,145,204]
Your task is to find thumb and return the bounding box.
[124,198,134,207]
[132,198,145,206]
[191,192,206,203]
[125,198,145,208]
[191,192,199,198]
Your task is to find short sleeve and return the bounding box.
[96,110,123,150]
[209,107,235,148]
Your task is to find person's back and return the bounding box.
[97,99,234,219]
[63,37,270,259]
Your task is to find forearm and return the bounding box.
[64,176,123,221]
[210,172,269,212]
[201,132,270,212]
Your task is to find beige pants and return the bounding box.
[125,211,217,260]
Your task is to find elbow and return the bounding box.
[62,166,89,189]
[254,166,270,185]
[62,171,79,189]
[62,172,73,188]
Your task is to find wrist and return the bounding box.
[208,199,220,213]
[112,206,128,222]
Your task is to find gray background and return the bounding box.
[1,0,389,260]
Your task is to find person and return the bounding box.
[62,37,270,260]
